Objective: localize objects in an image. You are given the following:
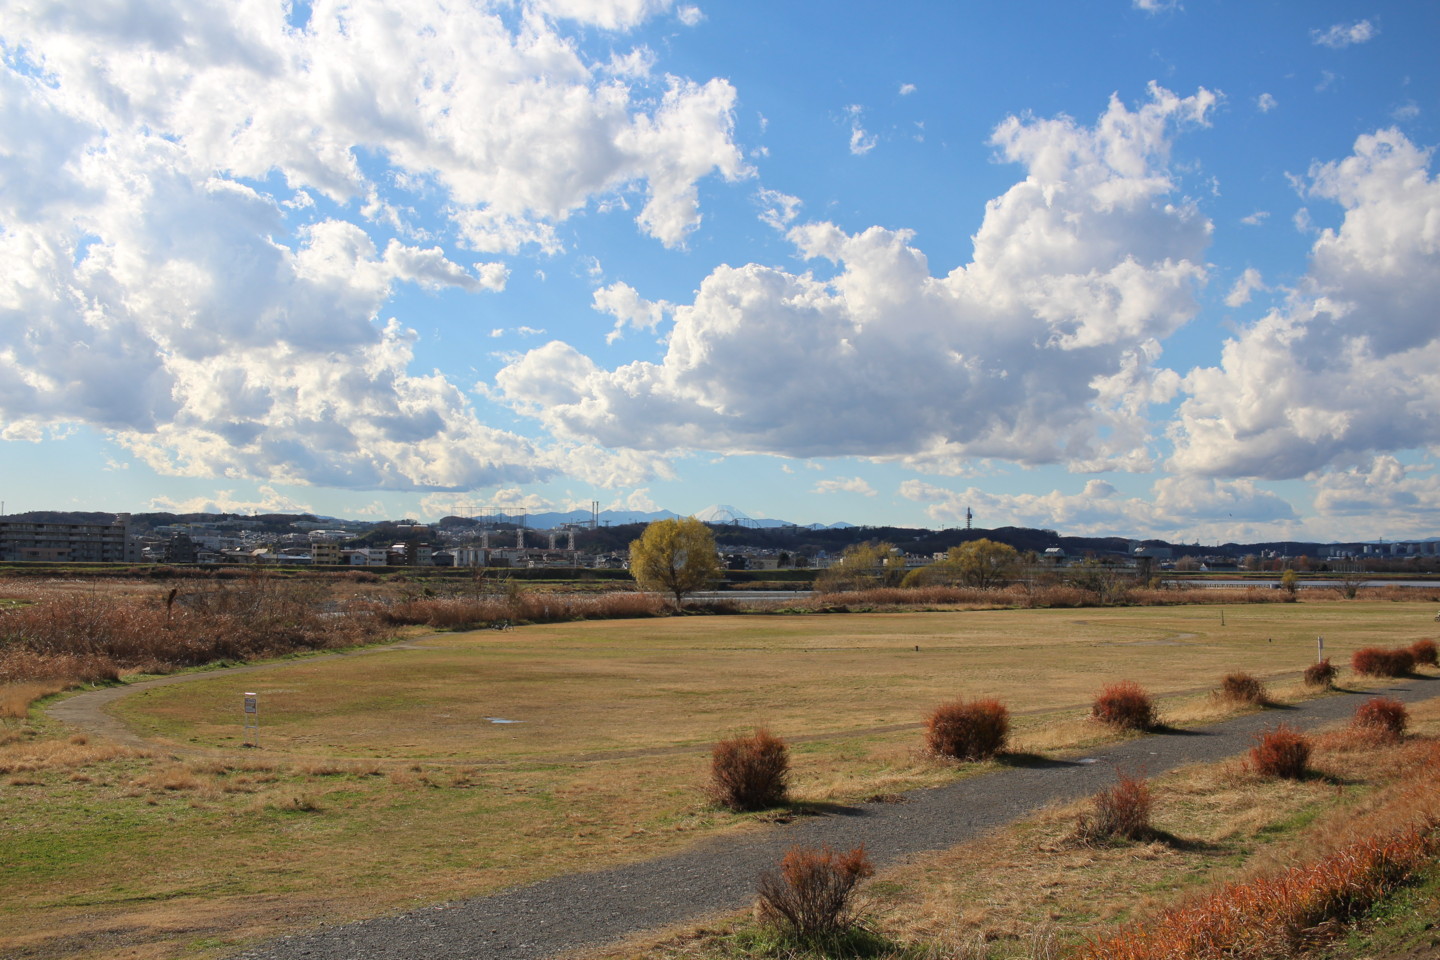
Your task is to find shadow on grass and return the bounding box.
[761,800,870,822]
[1301,769,1364,788]
[1140,827,1222,852]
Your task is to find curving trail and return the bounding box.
[44,635,433,754]
[40,640,1440,960]
[219,677,1439,960]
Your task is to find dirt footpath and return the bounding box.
[213,678,1439,960]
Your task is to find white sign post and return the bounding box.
[1317,636,1324,663]
[243,692,259,748]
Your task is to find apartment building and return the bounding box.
[0,515,136,563]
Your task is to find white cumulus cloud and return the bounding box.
[1171,129,1440,480]
[149,486,316,516]
[813,477,877,497]
[0,0,744,492]
[900,476,1297,541]
[497,84,1216,474]
[1224,268,1265,308]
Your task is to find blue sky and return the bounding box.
[1,0,1437,541]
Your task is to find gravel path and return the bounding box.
[226,677,1439,960]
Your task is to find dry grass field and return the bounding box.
[594,698,1440,960]
[3,599,1438,960]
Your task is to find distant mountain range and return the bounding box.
[480,503,856,531]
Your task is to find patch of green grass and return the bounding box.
[1315,862,1440,960]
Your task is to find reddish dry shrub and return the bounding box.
[1250,724,1311,779]
[1351,646,1415,678]
[756,844,874,938]
[0,580,385,687]
[1303,658,1338,688]
[710,728,789,811]
[1127,587,1302,606]
[1075,770,1153,843]
[369,590,666,629]
[1219,672,1268,705]
[1091,680,1157,731]
[925,698,1009,761]
[1352,697,1408,742]
[1409,639,1438,668]
[1071,821,1440,960]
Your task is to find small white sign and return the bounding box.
[244,693,258,714]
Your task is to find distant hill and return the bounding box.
[2,508,1419,564]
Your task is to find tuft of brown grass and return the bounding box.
[925,698,1009,761]
[1302,658,1337,688]
[755,844,874,939]
[1091,681,1157,731]
[1351,697,1407,742]
[0,735,148,775]
[1074,770,1153,844]
[1248,724,1311,779]
[1218,672,1268,706]
[1409,638,1438,667]
[710,728,790,812]
[0,680,69,719]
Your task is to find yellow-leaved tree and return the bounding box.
[948,538,1020,589]
[629,517,723,609]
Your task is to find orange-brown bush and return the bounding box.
[1303,658,1337,688]
[1127,586,1304,606]
[710,728,789,811]
[803,584,1016,608]
[813,581,1312,610]
[925,698,1009,761]
[756,844,874,938]
[1361,585,1440,602]
[1409,638,1438,667]
[1072,802,1440,960]
[1351,646,1415,678]
[1091,680,1157,731]
[1249,724,1311,779]
[1352,697,1407,742]
[1074,770,1153,843]
[366,589,666,629]
[1219,672,1268,705]
[0,578,386,688]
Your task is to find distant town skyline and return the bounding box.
[1,2,1437,543]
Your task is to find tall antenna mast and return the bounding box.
[965,507,973,531]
